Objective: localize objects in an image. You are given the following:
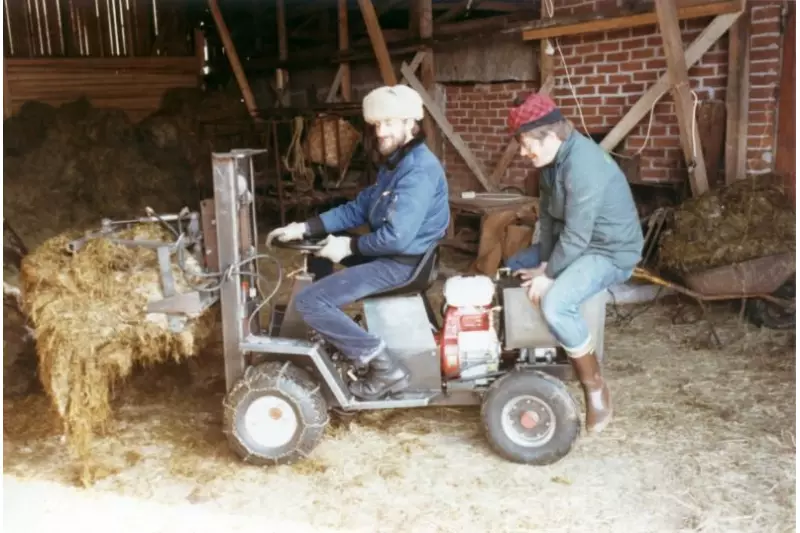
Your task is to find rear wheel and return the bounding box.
[223,361,329,466]
[745,278,795,330]
[481,369,580,465]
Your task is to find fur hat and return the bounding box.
[363,85,424,124]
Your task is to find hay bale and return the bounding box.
[19,223,221,482]
[658,174,795,275]
[3,98,197,249]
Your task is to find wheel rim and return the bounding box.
[500,395,557,448]
[243,395,299,449]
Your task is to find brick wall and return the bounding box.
[443,1,786,193]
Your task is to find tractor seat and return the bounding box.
[369,245,440,298]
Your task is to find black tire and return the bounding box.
[223,361,329,466]
[481,369,580,465]
[745,278,796,330]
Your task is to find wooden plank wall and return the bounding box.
[3,0,192,58]
[4,57,200,121]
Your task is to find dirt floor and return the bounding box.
[3,249,796,533]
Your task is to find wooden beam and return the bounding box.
[489,75,555,188]
[326,65,346,102]
[4,59,12,119]
[521,0,741,41]
[357,0,398,85]
[600,12,742,152]
[400,51,426,84]
[724,3,750,184]
[276,0,289,105]
[401,62,496,192]
[417,0,440,158]
[338,0,352,101]
[207,0,259,118]
[655,0,708,196]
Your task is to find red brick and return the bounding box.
[597,63,620,74]
[631,26,654,37]
[573,65,595,75]
[749,60,781,73]
[690,65,717,77]
[644,59,667,70]
[599,105,623,116]
[585,53,605,63]
[585,74,608,85]
[750,35,781,48]
[605,51,630,62]
[752,5,783,20]
[576,85,598,95]
[751,21,781,34]
[631,48,656,60]
[597,41,621,53]
[622,37,648,50]
[603,95,627,106]
[750,73,781,87]
[582,96,603,106]
[599,85,620,95]
[749,49,782,62]
[749,86,777,100]
[608,73,632,84]
[621,83,644,93]
[604,28,632,41]
[575,43,598,55]
[621,60,646,71]
[633,70,659,83]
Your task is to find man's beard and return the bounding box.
[377,134,405,156]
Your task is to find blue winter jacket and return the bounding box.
[306,138,450,257]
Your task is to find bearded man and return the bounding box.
[267,85,450,401]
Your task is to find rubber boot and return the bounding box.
[348,349,411,401]
[569,351,612,434]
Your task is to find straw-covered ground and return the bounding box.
[4,246,795,533]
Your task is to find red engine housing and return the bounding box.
[438,304,494,379]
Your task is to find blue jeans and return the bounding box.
[294,256,417,363]
[506,243,542,271]
[540,254,632,353]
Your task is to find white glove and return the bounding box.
[522,275,554,307]
[514,262,548,281]
[315,235,353,263]
[266,222,307,247]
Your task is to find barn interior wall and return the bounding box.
[444,0,785,192]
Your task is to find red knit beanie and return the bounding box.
[507,92,563,136]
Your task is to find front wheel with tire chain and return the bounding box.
[481,369,580,465]
[223,360,329,466]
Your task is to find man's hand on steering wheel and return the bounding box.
[266,222,308,248]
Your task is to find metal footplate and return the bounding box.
[241,334,438,410]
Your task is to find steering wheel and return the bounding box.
[270,236,326,252]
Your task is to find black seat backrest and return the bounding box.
[369,245,440,298]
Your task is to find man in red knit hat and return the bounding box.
[505,91,644,435]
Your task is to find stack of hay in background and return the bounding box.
[659,174,796,275]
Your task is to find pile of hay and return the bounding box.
[3,88,249,250]
[19,223,221,484]
[659,174,795,275]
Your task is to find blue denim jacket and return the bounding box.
[310,138,450,256]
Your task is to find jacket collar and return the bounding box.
[384,134,426,170]
[553,130,577,168]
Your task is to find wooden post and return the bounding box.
[724,2,750,184]
[4,59,12,119]
[357,0,398,85]
[338,0,352,101]
[207,0,259,118]
[276,0,290,107]
[416,0,440,157]
[655,0,709,196]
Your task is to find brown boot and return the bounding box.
[569,351,612,434]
